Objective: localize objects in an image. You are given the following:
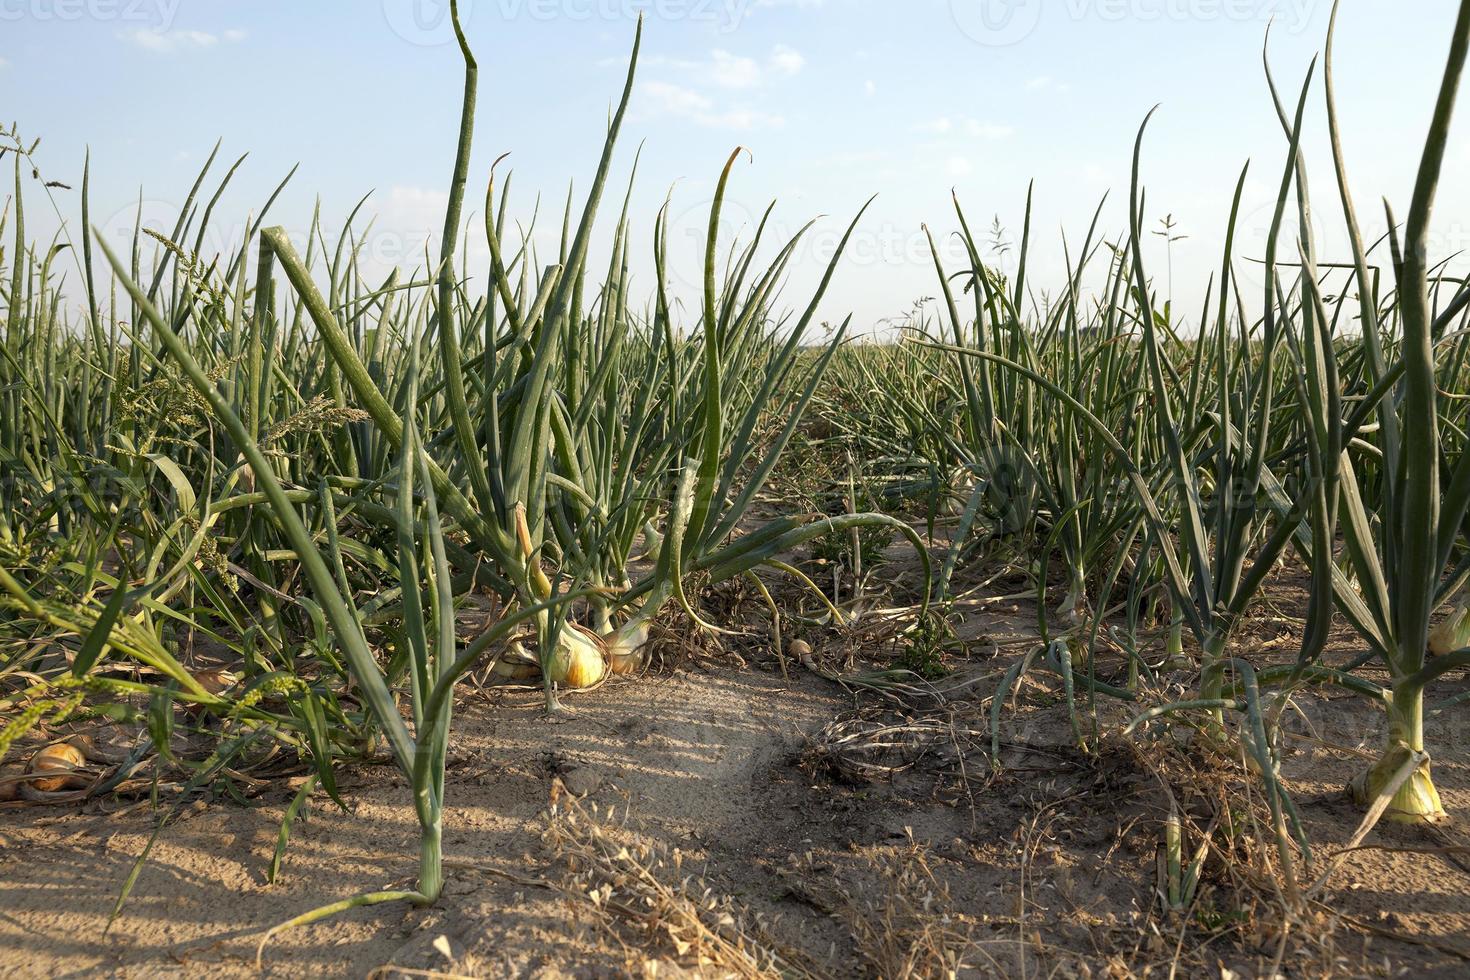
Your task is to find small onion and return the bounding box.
[788,639,816,669]
[1429,603,1470,657]
[186,667,239,716]
[492,644,542,680]
[27,742,88,793]
[194,667,239,696]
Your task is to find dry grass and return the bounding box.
[539,788,811,978]
[806,711,989,791]
[825,829,994,978]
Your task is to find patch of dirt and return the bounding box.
[5,591,1470,977]
[0,668,852,977]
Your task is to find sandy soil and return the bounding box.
[1,668,854,977]
[4,600,1470,977]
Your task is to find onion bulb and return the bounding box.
[545,624,607,689]
[186,667,238,716]
[27,742,87,792]
[1429,601,1470,657]
[1054,579,1087,627]
[194,667,239,696]
[1350,742,1446,824]
[605,621,650,676]
[492,642,542,680]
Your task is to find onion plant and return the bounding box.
[94,223,580,956]
[256,5,924,705]
[1112,59,1340,736]
[925,193,1156,623]
[1319,0,1470,821]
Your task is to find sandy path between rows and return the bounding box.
[0,668,849,978]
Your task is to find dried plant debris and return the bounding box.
[539,792,814,978]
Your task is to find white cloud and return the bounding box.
[708,49,762,88]
[636,43,801,130]
[0,57,9,70]
[628,45,807,89]
[702,44,804,88]
[916,117,1013,141]
[637,81,783,130]
[947,157,974,177]
[1026,75,1072,94]
[701,107,786,130]
[385,184,450,214]
[641,80,713,116]
[864,80,877,97]
[965,120,1014,140]
[121,28,247,53]
[770,44,806,77]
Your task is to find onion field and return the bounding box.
[4,2,1470,976]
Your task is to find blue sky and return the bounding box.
[3,1,1467,334]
